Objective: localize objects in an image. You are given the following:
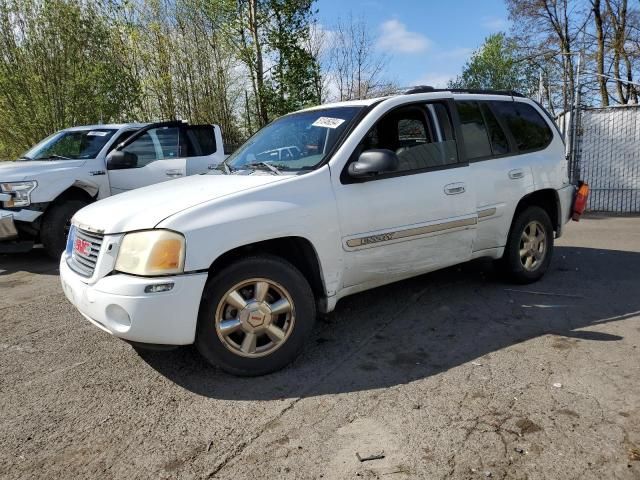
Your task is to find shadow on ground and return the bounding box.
[131,245,640,400]
[0,248,59,276]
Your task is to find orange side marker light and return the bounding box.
[572,182,590,221]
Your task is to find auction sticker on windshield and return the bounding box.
[312,117,346,129]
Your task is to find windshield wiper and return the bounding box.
[246,161,281,175]
[42,154,72,160]
[213,162,235,174]
[17,155,32,161]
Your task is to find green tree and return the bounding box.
[449,33,536,93]
[264,0,321,117]
[0,0,139,158]
[232,0,320,128]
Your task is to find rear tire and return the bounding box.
[501,206,554,284]
[40,200,88,259]
[196,255,316,376]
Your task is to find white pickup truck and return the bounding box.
[0,121,224,257]
[60,88,587,376]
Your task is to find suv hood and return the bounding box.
[0,160,85,181]
[73,173,287,234]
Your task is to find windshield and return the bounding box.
[22,128,117,160]
[222,107,363,173]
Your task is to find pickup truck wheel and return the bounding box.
[40,200,88,259]
[196,255,316,376]
[502,206,554,284]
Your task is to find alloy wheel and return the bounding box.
[519,220,546,271]
[214,278,295,358]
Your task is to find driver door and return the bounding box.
[107,125,186,194]
[333,101,477,288]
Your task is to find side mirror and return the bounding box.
[107,150,138,170]
[348,149,399,178]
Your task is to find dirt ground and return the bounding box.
[1,216,639,480]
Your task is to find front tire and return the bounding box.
[40,200,88,259]
[196,255,316,376]
[501,206,554,284]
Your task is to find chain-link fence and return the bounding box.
[560,106,640,213]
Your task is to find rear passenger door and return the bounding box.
[457,100,547,252]
[183,124,221,175]
[334,101,477,288]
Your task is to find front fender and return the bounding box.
[157,169,343,296]
[31,175,100,204]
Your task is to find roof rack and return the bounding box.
[403,85,525,97]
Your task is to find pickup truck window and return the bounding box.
[23,129,117,160]
[121,126,179,167]
[183,125,216,157]
[107,130,136,154]
[222,106,362,173]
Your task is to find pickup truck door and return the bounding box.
[107,123,186,194]
[333,101,477,288]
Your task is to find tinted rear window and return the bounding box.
[490,101,553,151]
[480,103,510,155]
[456,101,492,160]
[185,125,217,156]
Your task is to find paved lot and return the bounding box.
[1,216,639,480]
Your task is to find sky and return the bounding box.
[316,0,512,88]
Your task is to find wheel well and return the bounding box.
[33,187,95,240]
[51,186,95,206]
[208,237,326,302]
[514,189,560,233]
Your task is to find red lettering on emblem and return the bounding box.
[74,238,91,256]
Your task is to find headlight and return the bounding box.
[115,230,185,276]
[1,181,37,207]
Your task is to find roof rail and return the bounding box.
[403,85,525,98]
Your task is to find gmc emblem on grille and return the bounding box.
[74,238,91,256]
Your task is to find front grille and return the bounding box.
[68,228,104,277]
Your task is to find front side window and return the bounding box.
[107,130,136,153]
[456,101,492,160]
[23,129,117,160]
[491,101,553,151]
[122,126,179,168]
[222,107,363,173]
[154,127,180,159]
[357,103,458,173]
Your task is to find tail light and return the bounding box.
[572,182,589,221]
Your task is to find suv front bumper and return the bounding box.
[59,255,208,345]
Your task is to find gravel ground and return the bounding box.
[1,216,639,480]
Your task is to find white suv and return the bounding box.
[60,88,580,376]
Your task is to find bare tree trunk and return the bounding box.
[592,0,609,106]
[248,0,268,126]
[606,0,630,103]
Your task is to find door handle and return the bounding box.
[207,164,217,170]
[444,183,466,195]
[509,169,525,180]
[165,169,183,178]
